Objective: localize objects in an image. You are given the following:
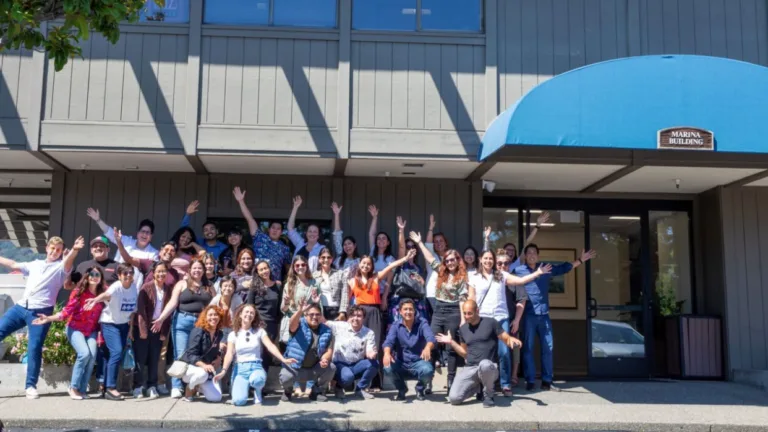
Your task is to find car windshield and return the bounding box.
[592,322,644,344]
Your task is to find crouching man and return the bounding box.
[280,301,336,402]
[436,300,522,407]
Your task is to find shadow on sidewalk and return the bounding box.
[208,408,363,431]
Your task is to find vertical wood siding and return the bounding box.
[351,42,486,131]
[43,33,188,123]
[720,186,768,373]
[200,37,339,128]
[0,48,33,120]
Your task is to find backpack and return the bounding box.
[392,267,426,299]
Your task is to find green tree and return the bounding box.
[0,0,164,71]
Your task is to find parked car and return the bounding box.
[591,319,645,358]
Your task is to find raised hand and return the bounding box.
[292,195,303,209]
[435,331,453,345]
[186,200,200,215]
[484,226,492,240]
[408,231,422,244]
[581,249,597,262]
[368,205,378,218]
[537,211,551,225]
[233,187,246,202]
[113,228,123,244]
[428,214,436,231]
[537,263,553,275]
[331,202,342,215]
[72,236,85,251]
[86,208,100,222]
[396,216,406,231]
[406,248,417,260]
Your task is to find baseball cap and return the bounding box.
[90,236,109,247]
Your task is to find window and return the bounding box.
[140,0,190,23]
[482,208,520,254]
[204,0,338,28]
[650,211,692,315]
[352,0,482,32]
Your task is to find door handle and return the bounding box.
[589,297,598,318]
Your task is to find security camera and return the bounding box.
[675,178,681,190]
[482,180,496,193]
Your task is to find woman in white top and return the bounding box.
[214,304,296,406]
[312,247,351,321]
[331,202,361,270]
[367,205,395,298]
[468,249,550,397]
[209,276,240,330]
[84,262,139,401]
[287,195,325,273]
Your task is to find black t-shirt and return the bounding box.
[302,327,321,368]
[246,283,280,327]
[457,317,504,366]
[73,259,119,285]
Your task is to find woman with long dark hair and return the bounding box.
[390,217,429,326]
[245,260,282,377]
[152,257,215,398]
[313,247,351,321]
[203,253,220,294]
[214,304,296,406]
[169,226,203,276]
[410,231,467,393]
[33,266,107,400]
[367,205,396,310]
[232,249,256,304]
[218,226,250,277]
[287,195,325,272]
[463,246,479,275]
[469,249,550,397]
[279,255,320,343]
[331,202,361,270]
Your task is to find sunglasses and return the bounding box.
[444,257,458,264]
[294,263,307,268]
[88,271,102,277]
[496,262,510,267]
[306,313,321,318]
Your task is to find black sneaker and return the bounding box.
[394,391,407,401]
[475,391,483,401]
[416,390,426,401]
[483,396,495,408]
[334,387,345,399]
[525,382,535,391]
[424,381,433,395]
[280,390,292,402]
[540,381,559,392]
[309,391,328,402]
[355,388,374,400]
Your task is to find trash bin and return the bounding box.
[666,315,723,379]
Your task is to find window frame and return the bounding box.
[351,0,485,33]
[203,0,340,29]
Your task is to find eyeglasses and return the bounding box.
[88,271,101,277]
[444,257,458,264]
[294,263,307,268]
[138,230,153,235]
[306,313,321,318]
[497,262,510,267]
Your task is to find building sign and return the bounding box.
[657,127,714,150]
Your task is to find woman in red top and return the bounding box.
[33,267,107,400]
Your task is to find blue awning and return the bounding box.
[479,55,768,161]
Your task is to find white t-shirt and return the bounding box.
[425,243,441,299]
[105,227,158,263]
[100,280,139,325]
[227,328,266,363]
[469,271,509,322]
[17,259,71,309]
[152,284,165,320]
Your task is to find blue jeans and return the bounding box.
[497,318,512,389]
[522,313,554,384]
[0,304,53,389]
[172,311,197,391]
[101,322,129,389]
[384,359,434,394]
[66,327,97,393]
[231,360,267,406]
[334,359,379,391]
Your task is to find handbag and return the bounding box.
[122,339,136,370]
[392,267,426,299]
[166,360,189,378]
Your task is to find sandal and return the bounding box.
[511,377,519,387]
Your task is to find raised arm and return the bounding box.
[409,232,436,265]
[114,228,140,267]
[233,187,258,236]
[287,195,302,233]
[180,200,199,229]
[62,236,85,273]
[289,300,311,334]
[152,281,184,328]
[86,208,112,237]
[571,249,597,269]
[367,205,378,251]
[0,255,21,270]
[524,212,550,245]
[435,330,467,359]
[483,226,492,251]
[426,214,436,244]
[505,263,552,286]
[396,216,407,259]
[376,249,415,280]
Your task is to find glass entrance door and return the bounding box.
[587,214,652,377]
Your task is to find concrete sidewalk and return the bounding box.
[2,380,768,431]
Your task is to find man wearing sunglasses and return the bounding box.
[68,236,120,289]
[322,305,378,400]
[280,300,336,402]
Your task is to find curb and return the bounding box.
[4,418,768,431]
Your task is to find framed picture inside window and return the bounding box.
[539,248,577,309]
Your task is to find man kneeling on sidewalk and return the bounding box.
[280,301,336,402]
[323,305,378,400]
[436,300,522,407]
[383,299,435,401]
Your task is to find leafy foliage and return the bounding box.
[3,303,77,366]
[0,0,164,71]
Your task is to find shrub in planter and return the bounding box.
[2,303,76,366]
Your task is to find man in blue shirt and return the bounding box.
[382,299,436,401]
[513,244,596,391]
[180,200,228,259]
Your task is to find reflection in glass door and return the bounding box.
[587,214,650,377]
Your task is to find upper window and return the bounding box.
[204,0,338,28]
[140,0,190,23]
[352,0,482,32]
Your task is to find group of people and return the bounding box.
[0,187,596,407]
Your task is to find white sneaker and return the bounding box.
[170,388,183,399]
[133,388,144,399]
[156,384,170,395]
[26,387,40,399]
[147,387,159,399]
